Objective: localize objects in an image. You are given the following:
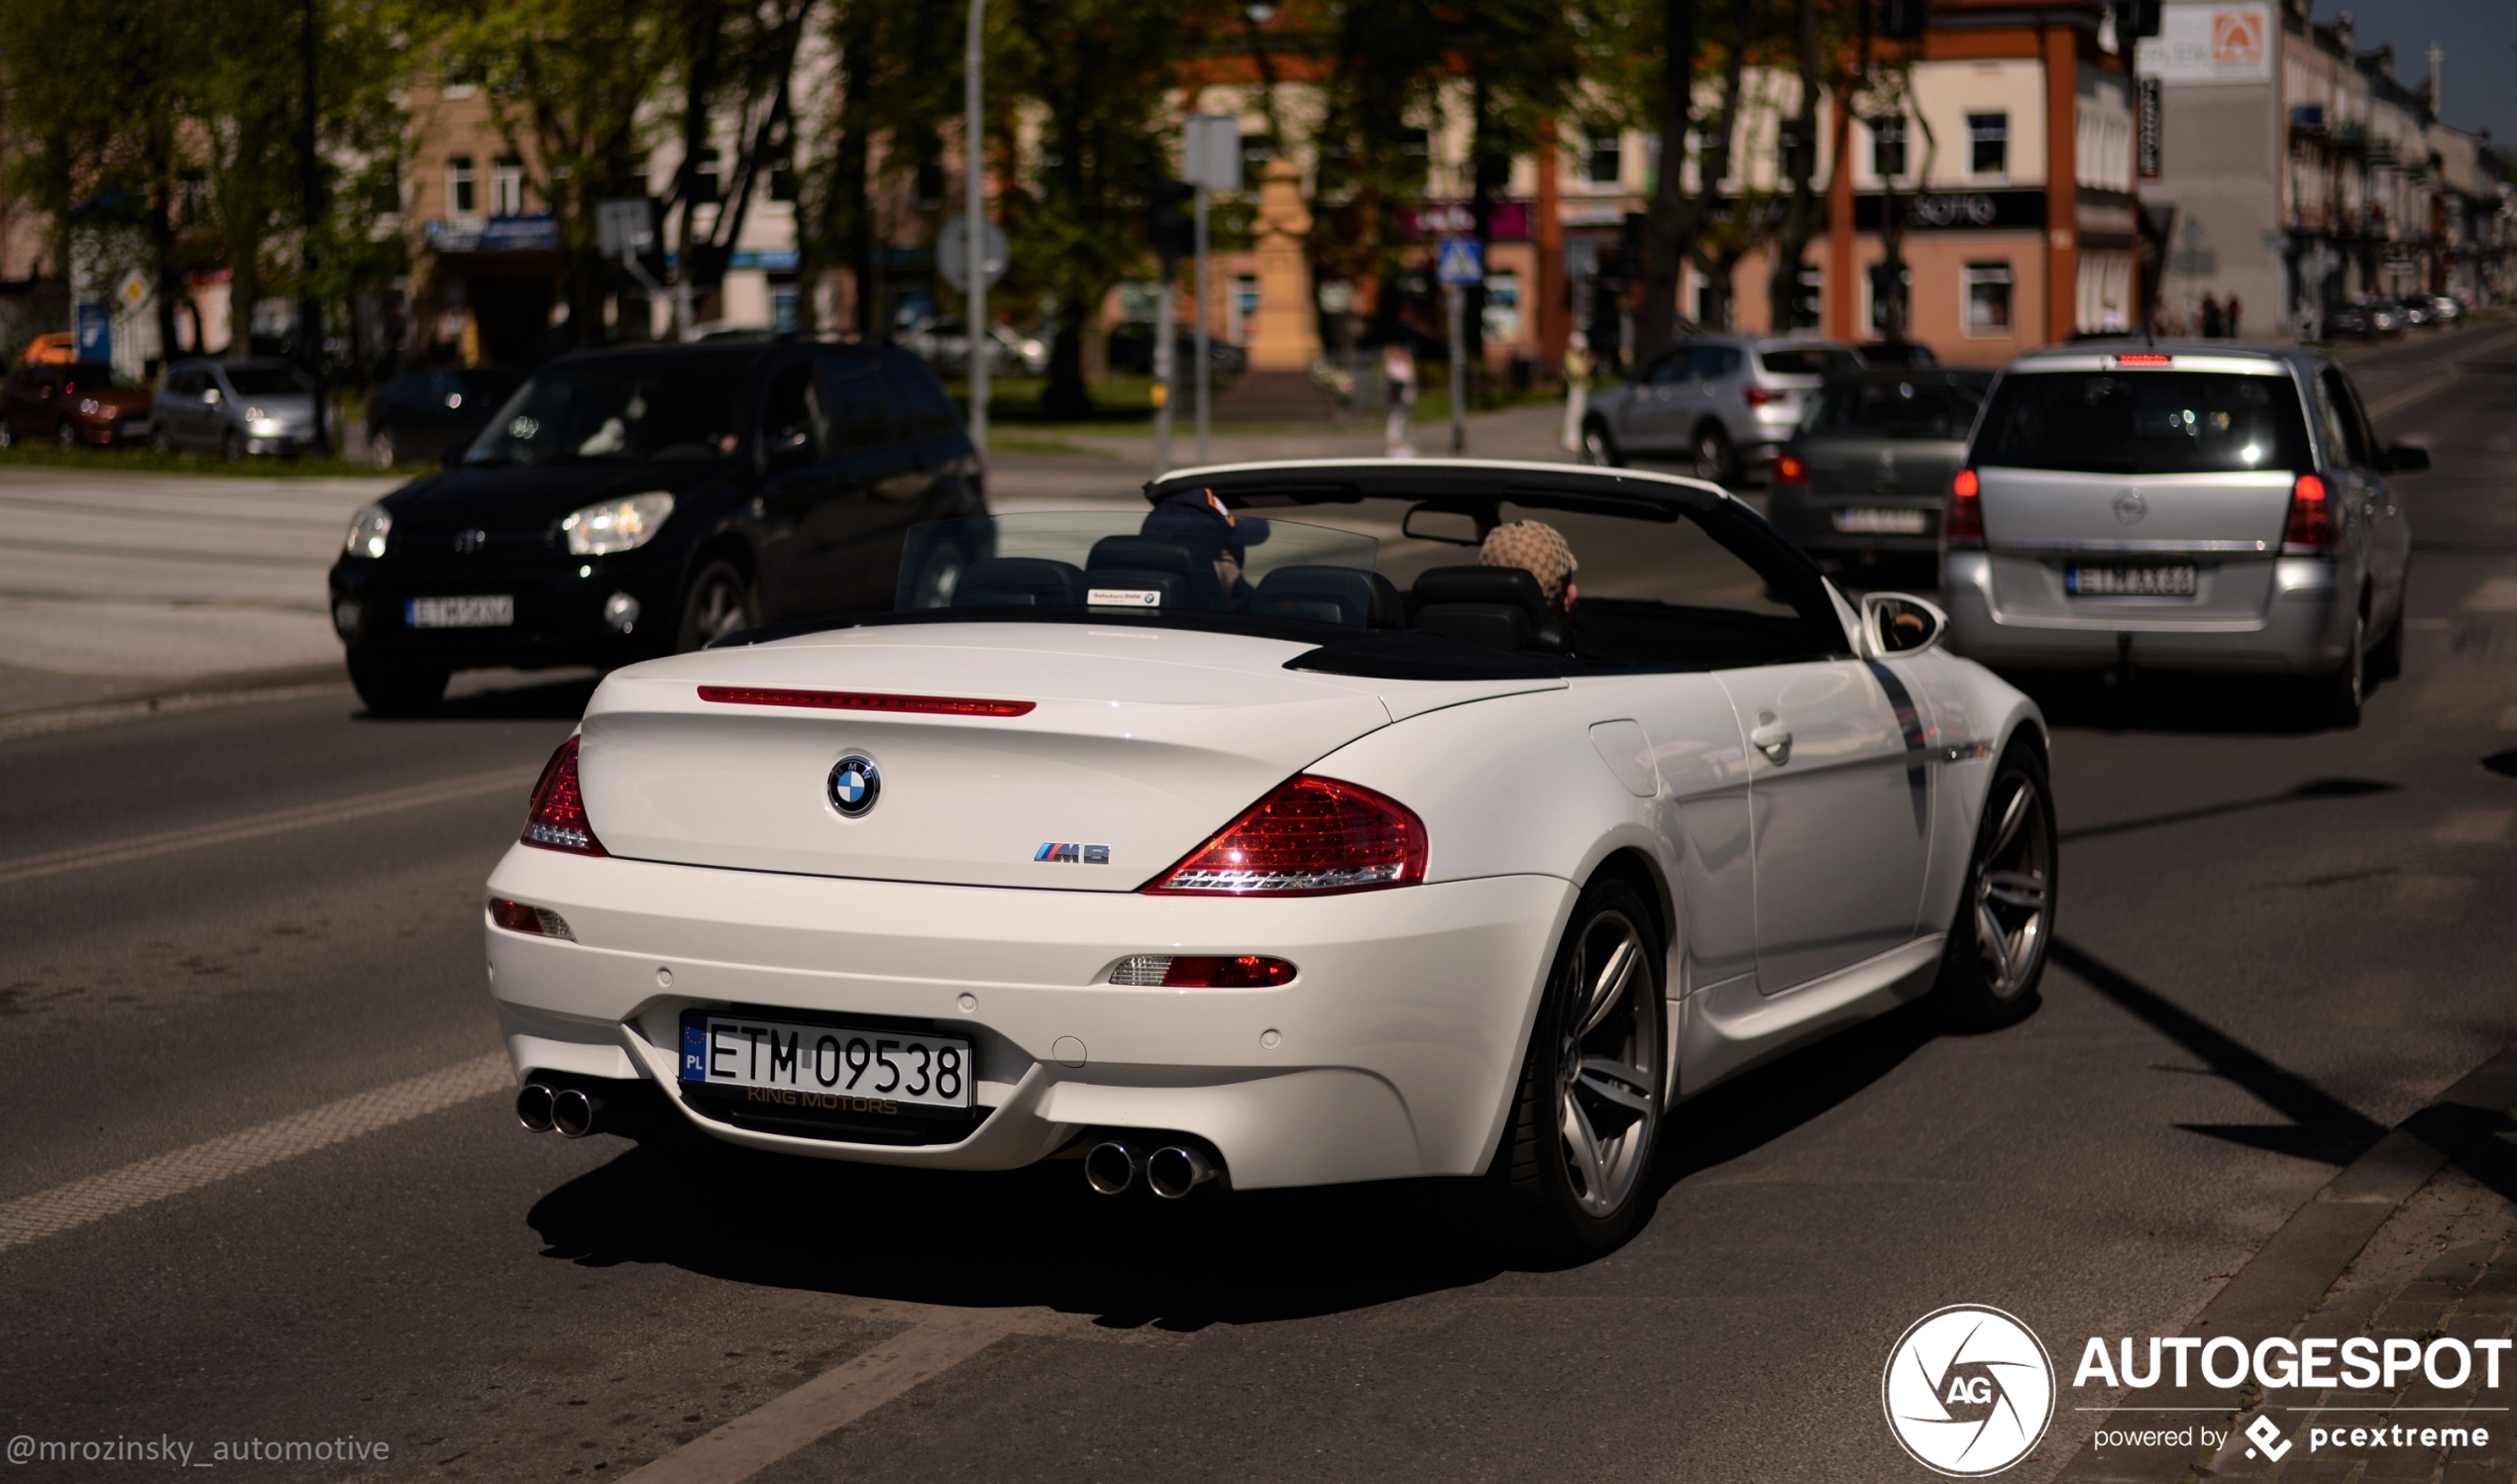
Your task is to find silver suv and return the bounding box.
[1583,334,1865,482]
[1942,341,2422,723]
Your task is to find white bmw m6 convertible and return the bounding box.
[489,459,2053,1255]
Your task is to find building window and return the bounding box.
[1967,113,2009,177]
[1870,115,1908,181]
[1232,273,1260,346]
[446,156,476,216]
[492,157,525,216]
[769,165,797,203]
[1964,263,2015,335]
[689,149,722,205]
[1586,130,1622,186]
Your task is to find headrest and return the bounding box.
[1408,565,1550,622]
[1088,536,1201,573]
[1411,602,1532,653]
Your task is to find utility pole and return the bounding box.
[1148,178,1193,478]
[1181,114,1237,467]
[964,0,989,461]
[1194,183,1211,465]
[300,0,328,455]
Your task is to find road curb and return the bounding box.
[2053,1045,2517,1481]
[0,663,349,741]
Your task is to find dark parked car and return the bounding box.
[0,361,153,449]
[1106,322,1248,376]
[1769,368,1992,580]
[1855,339,1939,367]
[327,340,984,715]
[364,366,526,468]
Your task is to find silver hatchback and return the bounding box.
[1942,342,2422,723]
[1583,334,1865,482]
[152,358,322,458]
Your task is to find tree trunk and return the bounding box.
[1766,0,1825,333]
[1636,0,1697,364]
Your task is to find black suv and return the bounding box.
[327,341,983,714]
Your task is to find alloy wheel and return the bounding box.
[1553,907,1659,1217]
[689,576,750,645]
[1969,772,2053,1002]
[55,421,76,451]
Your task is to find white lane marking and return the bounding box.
[2433,809,2514,845]
[619,1310,1023,1484]
[2462,576,2517,613]
[0,766,540,886]
[0,1053,509,1253]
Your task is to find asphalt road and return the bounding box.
[3,326,2516,1482]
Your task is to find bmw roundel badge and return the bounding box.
[827,754,881,818]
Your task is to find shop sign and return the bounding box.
[1853,189,2047,233]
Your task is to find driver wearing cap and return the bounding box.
[1143,488,1270,602]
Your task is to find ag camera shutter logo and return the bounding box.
[1884,1305,2056,1476]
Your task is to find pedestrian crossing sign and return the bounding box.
[1436,238,1484,287]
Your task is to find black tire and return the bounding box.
[1934,744,2057,1030]
[0,419,15,449]
[1580,418,1622,468]
[150,424,175,456]
[221,429,245,462]
[370,427,397,469]
[1491,876,1667,1261]
[55,420,77,451]
[2314,606,2366,728]
[2370,578,2406,683]
[1692,422,1735,484]
[677,559,758,652]
[347,652,449,717]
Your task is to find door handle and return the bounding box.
[1749,714,1793,765]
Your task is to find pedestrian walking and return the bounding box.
[1383,342,1418,459]
[2201,293,2226,338]
[1560,332,1592,455]
[2226,294,2243,339]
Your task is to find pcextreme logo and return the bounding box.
[1883,1306,2057,1476]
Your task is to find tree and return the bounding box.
[797,0,965,337]
[663,0,820,326]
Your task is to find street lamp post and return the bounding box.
[965,0,988,462]
[300,0,328,456]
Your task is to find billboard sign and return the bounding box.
[2136,3,2273,83]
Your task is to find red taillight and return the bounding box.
[1775,451,1808,486]
[1109,953,1298,988]
[1143,775,1426,896]
[521,736,607,856]
[1946,469,1984,546]
[2113,353,2174,367]
[2283,473,2337,551]
[1744,384,1784,407]
[488,897,575,938]
[697,686,1036,717]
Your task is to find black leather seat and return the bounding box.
[1406,566,1569,652]
[1087,537,1222,609]
[1253,566,1405,627]
[952,558,1084,607]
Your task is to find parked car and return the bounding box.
[2320,302,2373,339]
[327,340,984,716]
[0,360,153,449]
[1770,368,1992,578]
[2427,294,2466,325]
[364,366,526,468]
[1582,334,1866,482]
[2362,297,2408,335]
[2397,295,2435,329]
[489,457,2053,1257]
[903,319,1049,377]
[1106,321,1249,377]
[1943,341,2422,724]
[153,358,322,458]
[1856,339,1939,367]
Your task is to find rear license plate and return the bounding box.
[1832,507,1928,535]
[406,594,513,628]
[2065,564,2198,596]
[679,1011,972,1113]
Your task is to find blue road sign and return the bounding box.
[1435,238,1484,287]
[74,303,110,364]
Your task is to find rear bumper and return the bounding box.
[330,558,678,670]
[484,846,1575,1190]
[1768,488,1942,554]
[1941,550,2353,674]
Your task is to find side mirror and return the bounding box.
[1861,591,1948,660]
[2379,443,2430,474]
[202,386,221,405]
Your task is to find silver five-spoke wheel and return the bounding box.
[1937,747,2057,1027]
[1555,908,1659,1218]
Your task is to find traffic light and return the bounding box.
[1147,177,1194,262]
[1882,0,1926,40]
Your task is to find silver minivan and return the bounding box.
[151,358,322,458]
[1942,341,2422,723]
[1583,334,1865,482]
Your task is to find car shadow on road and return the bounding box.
[2012,670,2378,735]
[351,673,601,723]
[525,1139,1511,1330]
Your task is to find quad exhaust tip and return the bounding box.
[1084,1140,1141,1195]
[1146,1144,1218,1200]
[515,1082,556,1133]
[551,1087,602,1139]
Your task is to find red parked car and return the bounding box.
[0,361,155,449]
